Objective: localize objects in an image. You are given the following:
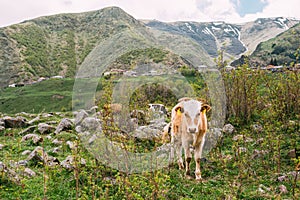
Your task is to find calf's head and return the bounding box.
[175,99,211,134]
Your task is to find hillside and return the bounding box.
[249,22,300,67]
[0,6,299,87]
[144,17,299,60]
[0,7,145,87]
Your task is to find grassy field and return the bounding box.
[0,78,74,114]
[0,68,299,199]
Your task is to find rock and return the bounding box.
[0,126,5,132]
[26,146,48,164]
[21,134,43,144]
[28,116,40,125]
[61,155,86,170]
[23,168,36,177]
[74,110,89,125]
[52,147,61,154]
[66,141,75,149]
[86,106,98,114]
[21,150,32,155]
[252,149,269,159]
[222,124,235,134]
[233,134,253,142]
[277,175,288,182]
[0,143,4,150]
[278,185,288,194]
[256,138,264,144]
[0,161,21,184]
[38,123,55,134]
[17,160,28,166]
[288,149,296,158]
[238,147,247,153]
[55,118,73,134]
[3,116,27,128]
[251,124,263,133]
[80,117,102,132]
[19,125,37,135]
[0,119,4,126]
[42,113,53,118]
[52,138,63,145]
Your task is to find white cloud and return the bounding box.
[0,0,299,27]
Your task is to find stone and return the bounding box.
[251,124,263,133]
[252,149,269,159]
[3,116,27,128]
[0,161,21,184]
[74,110,89,125]
[277,175,288,182]
[0,126,5,132]
[23,168,36,177]
[61,155,86,170]
[288,149,296,158]
[21,134,43,144]
[66,141,75,149]
[19,125,37,135]
[55,118,73,134]
[80,117,102,132]
[26,146,48,164]
[28,116,40,125]
[278,185,288,194]
[0,144,4,150]
[222,124,235,134]
[52,138,63,145]
[38,123,55,134]
[21,150,32,155]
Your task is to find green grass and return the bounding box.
[0,79,74,113]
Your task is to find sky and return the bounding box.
[0,0,300,27]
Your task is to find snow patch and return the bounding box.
[185,22,195,33]
[275,18,288,30]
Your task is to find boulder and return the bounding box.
[19,125,37,135]
[55,118,73,134]
[21,134,43,144]
[61,155,86,170]
[3,116,27,128]
[23,168,36,177]
[80,117,102,132]
[74,110,89,125]
[222,124,235,134]
[38,123,55,134]
[0,161,21,184]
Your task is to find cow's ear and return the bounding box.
[201,104,211,113]
[175,106,184,114]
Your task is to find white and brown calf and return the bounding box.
[170,99,211,180]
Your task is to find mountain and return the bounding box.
[238,22,300,67]
[144,17,299,61]
[0,7,146,87]
[0,6,299,87]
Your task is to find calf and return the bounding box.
[170,98,211,180]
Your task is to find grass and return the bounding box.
[0,78,74,113]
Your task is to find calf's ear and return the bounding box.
[175,106,184,114]
[201,104,211,113]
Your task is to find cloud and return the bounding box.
[0,0,300,27]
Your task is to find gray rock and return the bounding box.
[52,139,63,145]
[252,149,269,159]
[21,134,43,144]
[19,125,37,135]
[28,116,40,125]
[38,123,55,134]
[26,146,48,163]
[233,134,253,142]
[52,147,61,154]
[23,168,36,177]
[277,175,288,182]
[66,141,75,149]
[61,155,86,170]
[0,126,5,132]
[0,144,4,150]
[80,117,102,132]
[0,161,21,184]
[251,124,263,133]
[3,116,27,128]
[21,150,32,156]
[222,124,235,134]
[74,110,89,125]
[278,185,288,194]
[55,118,73,134]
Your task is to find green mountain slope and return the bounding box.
[0,7,144,87]
[233,22,300,67]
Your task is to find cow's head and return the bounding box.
[175,99,210,134]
